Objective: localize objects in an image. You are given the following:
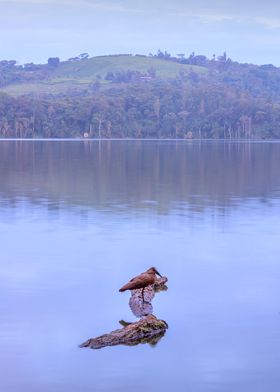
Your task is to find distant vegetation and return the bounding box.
[1,51,280,139]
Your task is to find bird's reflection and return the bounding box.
[129,276,168,318]
[80,277,168,350]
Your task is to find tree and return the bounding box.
[218,52,227,63]
[48,57,60,67]
[105,72,114,81]
[79,53,89,60]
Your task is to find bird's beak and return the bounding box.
[155,269,162,277]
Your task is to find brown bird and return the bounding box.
[119,267,162,301]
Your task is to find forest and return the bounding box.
[1,51,280,139]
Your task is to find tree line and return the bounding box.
[1,52,280,138]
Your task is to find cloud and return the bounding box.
[0,0,144,12]
[0,0,280,64]
[254,17,280,30]
[169,5,280,31]
[1,0,280,27]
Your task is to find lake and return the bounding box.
[0,140,280,392]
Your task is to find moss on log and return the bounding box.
[79,315,168,350]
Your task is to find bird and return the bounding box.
[119,267,162,302]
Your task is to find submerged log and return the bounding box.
[79,315,168,350]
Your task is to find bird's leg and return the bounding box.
[142,287,145,302]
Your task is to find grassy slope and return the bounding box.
[52,55,206,79]
[0,55,207,96]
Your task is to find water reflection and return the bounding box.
[129,277,168,318]
[80,277,168,350]
[1,141,280,391]
[1,140,280,215]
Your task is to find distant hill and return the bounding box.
[1,52,280,139]
[52,55,206,79]
[0,54,206,96]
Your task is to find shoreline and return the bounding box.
[0,138,279,143]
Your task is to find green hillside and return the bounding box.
[52,55,206,79]
[0,55,207,96]
[1,79,90,96]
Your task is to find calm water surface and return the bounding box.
[0,140,280,392]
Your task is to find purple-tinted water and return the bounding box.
[0,140,280,392]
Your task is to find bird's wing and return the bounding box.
[119,275,145,291]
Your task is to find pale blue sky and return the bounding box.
[1,0,280,65]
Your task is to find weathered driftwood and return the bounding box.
[79,276,168,350]
[154,276,168,291]
[79,315,168,350]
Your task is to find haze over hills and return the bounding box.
[0,54,206,96]
[1,52,280,139]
